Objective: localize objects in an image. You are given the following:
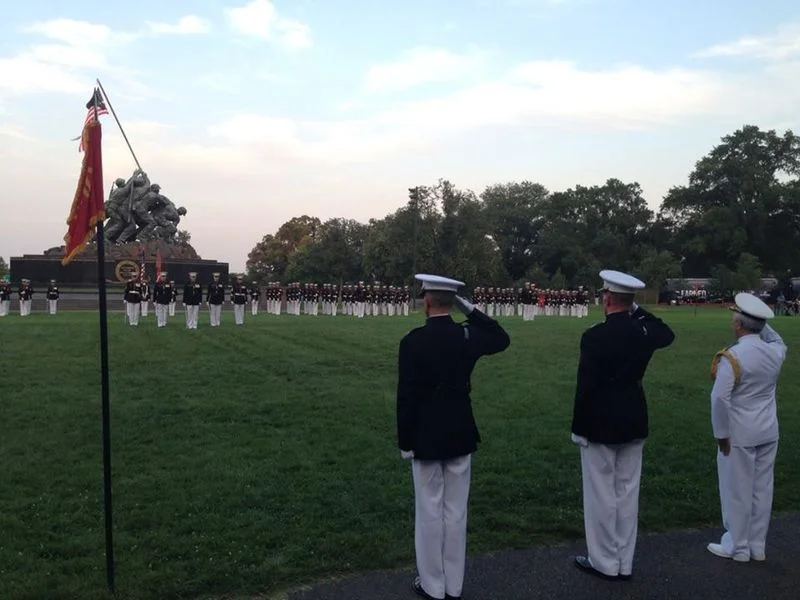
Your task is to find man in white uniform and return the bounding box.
[707,293,786,562]
[571,270,675,581]
[397,274,510,600]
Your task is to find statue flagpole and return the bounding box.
[95,78,143,172]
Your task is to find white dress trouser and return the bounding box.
[20,300,32,316]
[126,302,140,326]
[185,305,199,329]
[580,440,645,577]
[48,300,58,315]
[155,303,168,327]
[716,441,778,559]
[234,304,245,325]
[413,454,472,599]
[251,300,258,315]
[0,300,9,316]
[169,301,176,317]
[209,303,222,326]
[141,301,148,317]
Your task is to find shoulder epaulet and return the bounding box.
[710,349,742,387]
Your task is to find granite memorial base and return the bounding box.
[10,255,230,287]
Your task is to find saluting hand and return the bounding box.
[717,438,731,456]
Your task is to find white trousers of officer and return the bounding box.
[412,454,471,599]
[169,301,176,317]
[234,303,245,325]
[20,300,32,316]
[715,441,778,560]
[185,304,199,329]
[580,440,644,577]
[0,300,9,316]
[48,300,58,315]
[155,302,169,327]
[251,299,258,315]
[126,301,140,326]
[141,300,148,317]
[209,303,222,326]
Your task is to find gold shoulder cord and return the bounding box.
[710,350,741,387]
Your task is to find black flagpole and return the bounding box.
[93,88,116,595]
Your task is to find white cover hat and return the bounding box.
[599,269,646,294]
[732,292,774,320]
[414,273,465,293]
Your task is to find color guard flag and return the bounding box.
[62,119,105,265]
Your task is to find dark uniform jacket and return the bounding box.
[183,281,203,305]
[19,285,34,301]
[207,282,225,305]
[47,285,60,300]
[232,284,248,305]
[154,282,172,305]
[396,309,511,461]
[571,306,675,444]
[124,281,142,303]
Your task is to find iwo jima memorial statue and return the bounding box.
[11,169,229,285]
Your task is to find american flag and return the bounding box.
[78,89,108,151]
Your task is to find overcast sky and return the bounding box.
[1,0,799,271]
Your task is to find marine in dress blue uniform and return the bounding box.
[397,274,510,600]
[571,270,675,581]
[707,293,786,562]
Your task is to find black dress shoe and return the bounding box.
[618,573,632,582]
[412,577,444,600]
[445,595,461,600]
[574,556,620,581]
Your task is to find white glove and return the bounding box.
[454,295,475,315]
[400,450,414,460]
[570,433,589,447]
[629,302,640,314]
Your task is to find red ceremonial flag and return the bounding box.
[155,248,163,278]
[62,119,105,265]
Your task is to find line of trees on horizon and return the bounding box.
[243,125,800,296]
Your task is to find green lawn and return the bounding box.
[1,307,798,600]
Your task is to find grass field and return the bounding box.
[1,306,798,600]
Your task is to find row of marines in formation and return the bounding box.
[1,277,594,323]
[471,284,593,319]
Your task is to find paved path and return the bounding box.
[287,514,799,600]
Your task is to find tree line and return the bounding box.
[245,125,800,294]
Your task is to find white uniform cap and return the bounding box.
[212,272,220,277]
[189,272,197,276]
[414,273,464,293]
[159,272,167,277]
[732,292,774,320]
[599,269,645,294]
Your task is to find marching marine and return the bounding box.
[207,272,225,327]
[19,279,34,317]
[153,272,172,328]
[250,281,260,316]
[123,275,143,326]
[169,280,178,317]
[232,275,248,325]
[0,280,11,317]
[183,272,203,329]
[46,279,60,315]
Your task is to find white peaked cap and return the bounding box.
[732,292,774,320]
[414,273,465,293]
[159,272,167,277]
[599,269,645,294]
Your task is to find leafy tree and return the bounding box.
[0,256,8,280]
